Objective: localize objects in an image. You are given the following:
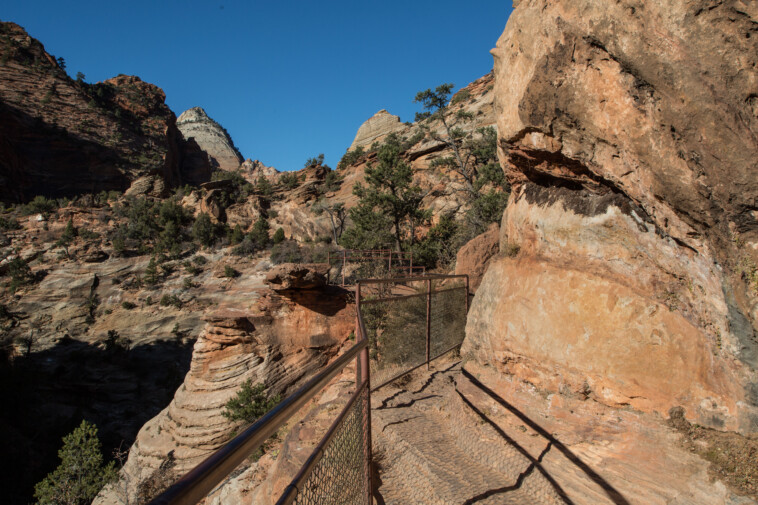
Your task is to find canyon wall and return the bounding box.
[463,0,758,433]
[0,22,210,202]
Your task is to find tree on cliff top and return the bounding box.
[341,134,428,252]
[415,84,508,230]
[34,420,117,505]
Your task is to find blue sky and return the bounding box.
[2,1,512,171]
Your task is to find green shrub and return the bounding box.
[280,172,300,190]
[248,217,270,247]
[111,230,126,256]
[337,146,365,170]
[21,195,57,216]
[85,293,99,324]
[228,224,245,245]
[183,261,200,275]
[256,175,273,197]
[223,265,239,278]
[272,227,285,244]
[56,218,77,250]
[192,213,215,247]
[159,294,182,308]
[144,257,159,285]
[79,228,100,240]
[192,255,208,266]
[320,170,342,194]
[304,153,325,168]
[7,257,34,292]
[269,240,331,265]
[223,379,281,424]
[0,215,20,231]
[121,301,136,310]
[34,420,117,505]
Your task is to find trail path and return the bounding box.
[371,361,568,505]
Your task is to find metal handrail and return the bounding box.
[148,338,368,505]
[150,272,469,505]
[357,273,469,285]
[275,380,369,505]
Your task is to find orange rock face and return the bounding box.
[454,222,500,292]
[464,0,758,434]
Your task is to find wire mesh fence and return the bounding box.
[327,249,425,286]
[283,383,371,505]
[358,275,469,390]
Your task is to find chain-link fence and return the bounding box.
[357,275,469,390]
[327,249,425,286]
[150,274,467,505]
[279,382,371,505]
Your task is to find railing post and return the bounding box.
[388,250,392,275]
[465,275,470,313]
[409,250,413,278]
[426,278,432,370]
[356,281,373,505]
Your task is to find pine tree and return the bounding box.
[144,257,159,285]
[34,420,117,505]
[341,134,427,252]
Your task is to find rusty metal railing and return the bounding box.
[149,273,469,505]
[327,249,425,286]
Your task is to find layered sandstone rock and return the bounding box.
[95,284,353,504]
[264,263,329,290]
[463,0,758,433]
[177,107,243,172]
[240,158,278,180]
[348,109,406,151]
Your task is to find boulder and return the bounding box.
[454,222,499,292]
[124,175,167,198]
[264,263,330,291]
[200,189,226,222]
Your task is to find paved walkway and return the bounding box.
[371,361,569,505]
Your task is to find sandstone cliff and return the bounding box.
[0,22,210,202]
[94,272,354,504]
[177,107,244,173]
[463,0,758,434]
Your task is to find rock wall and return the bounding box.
[463,0,758,433]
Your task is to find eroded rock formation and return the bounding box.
[177,107,244,172]
[94,280,353,504]
[463,0,758,433]
[349,109,406,151]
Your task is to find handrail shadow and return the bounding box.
[461,368,632,505]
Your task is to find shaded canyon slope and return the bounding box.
[0,21,210,202]
[464,0,758,433]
